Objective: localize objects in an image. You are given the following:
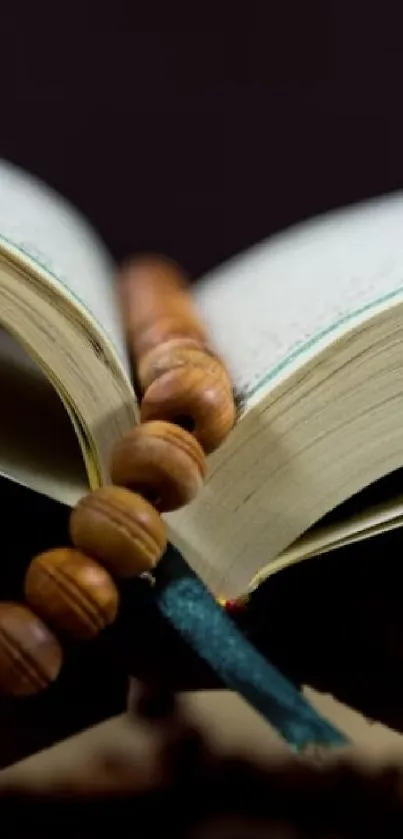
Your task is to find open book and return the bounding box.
[2,158,403,600]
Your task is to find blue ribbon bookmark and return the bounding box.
[154,547,348,752]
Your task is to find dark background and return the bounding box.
[1,2,402,279]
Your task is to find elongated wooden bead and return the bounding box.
[0,603,62,696]
[24,548,119,641]
[119,256,211,376]
[110,420,207,512]
[70,486,167,578]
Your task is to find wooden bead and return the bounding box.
[118,256,236,452]
[138,338,233,394]
[24,548,119,641]
[0,602,62,696]
[110,420,207,512]
[70,486,167,578]
[119,256,210,377]
[140,365,236,454]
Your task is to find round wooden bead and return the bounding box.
[24,548,119,641]
[138,338,233,394]
[0,602,62,696]
[110,420,207,512]
[70,486,167,578]
[140,365,236,454]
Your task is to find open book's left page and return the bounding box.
[0,159,130,375]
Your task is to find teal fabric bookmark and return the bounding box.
[154,547,348,753]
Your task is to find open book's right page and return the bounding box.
[167,194,403,597]
[194,193,403,404]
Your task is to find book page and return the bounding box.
[0,160,130,375]
[194,193,403,402]
[251,498,403,587]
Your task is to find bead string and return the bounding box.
[0,258,236,697]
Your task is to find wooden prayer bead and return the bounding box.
[118,256,236,453]
[140,365,236,454]
[0,602,62,696]
[24,548,119,641]
[70,486,167,578]
[119,256,211,379]
[110,420,207,512]
[137,338,233,394]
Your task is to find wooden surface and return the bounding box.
[3,688,403,794]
